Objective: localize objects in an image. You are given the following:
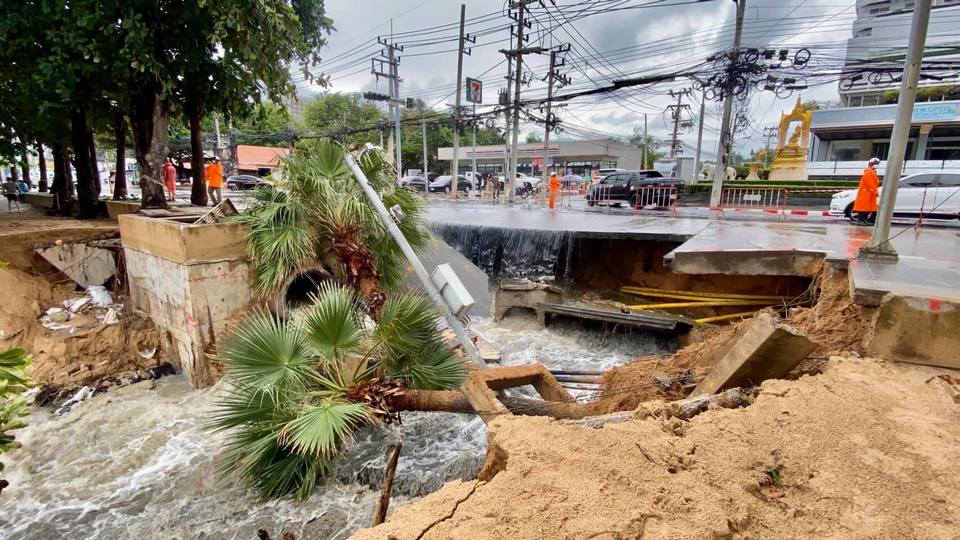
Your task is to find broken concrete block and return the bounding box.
[867,294,960,369]
[692,313,817,396]
[36,243,116,288]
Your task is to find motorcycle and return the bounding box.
[515,181,540,199]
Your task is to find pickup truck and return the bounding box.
[586,170,684,207]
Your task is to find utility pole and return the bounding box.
[451,4,466,197]
[693,93,705,182]
[540,45,570,189]
[642,114,648,168]
[471,102,478,197]
[373,34,404,183]
[421,112,429,200]
[709,0,747,209]
[503,1,538,203]
[865,0,932,256]
[667,88,692,158]
[762,126,778,167]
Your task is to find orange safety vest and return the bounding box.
[205,163,223,188]
[853,167,879,212]
[549,174,560,193]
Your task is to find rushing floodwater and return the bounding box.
[0,314,672,540]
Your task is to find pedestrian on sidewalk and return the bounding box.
[3,177,21,212]
[548,171,561,209]
[852,157,880,225]
[162,159,177,202]
[205,158,223,206]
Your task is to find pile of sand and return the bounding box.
[788,267,872,354]
[353,358,960,539]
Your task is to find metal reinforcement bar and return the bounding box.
[694,311,759,324]
[627,300,775,310]
[620,286,785,302]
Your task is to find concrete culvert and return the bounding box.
[279,269,331,313]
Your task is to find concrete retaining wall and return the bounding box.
[867,294,960,370]
[120,214,251,387]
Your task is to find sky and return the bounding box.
[298,0,861,158]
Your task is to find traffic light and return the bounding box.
[363,92,390,102]
[406,98,415,109]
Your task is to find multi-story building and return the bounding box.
[840,0,960,107]
[804,0,960,177]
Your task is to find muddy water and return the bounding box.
[0,315,672,539]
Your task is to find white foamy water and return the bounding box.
[0,315,672,539]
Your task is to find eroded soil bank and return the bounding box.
[353,357,960,539]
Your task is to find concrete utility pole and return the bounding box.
[642,114,648,168]
[451,4,466,197]
[667,88,692,158]
[373,33,404,183]
[504,0,538,203]
[864,0,932,257]
[709,0,747,209]
[501,57,513,190]
[693,94,705,182]
[421,112,429,199]
[540,46,570,188]
[471,102,478,195]
[762,126,778,167]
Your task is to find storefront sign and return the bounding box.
[913,103,959,121]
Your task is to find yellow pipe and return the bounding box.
[694,311,760,324]
[628,300,774,310]
[620,286,785,302]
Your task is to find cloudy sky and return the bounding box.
[300,0,860,157]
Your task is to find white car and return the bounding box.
[829,171,960,220]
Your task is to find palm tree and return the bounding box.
[232,139,430,316]
[210,283,466,499]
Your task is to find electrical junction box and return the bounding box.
[430,263,475,317]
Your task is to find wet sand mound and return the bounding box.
[352,358,960,539]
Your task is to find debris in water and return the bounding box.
[54,385,95,415]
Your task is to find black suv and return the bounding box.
[586,170,684,207]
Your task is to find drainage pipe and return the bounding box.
[344,150,485,368]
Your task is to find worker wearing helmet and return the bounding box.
[852,157,880,225]
[548,171,561,209]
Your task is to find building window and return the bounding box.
[867,1,891,14]
[855,27,873,37]
[830,141,862,161]
[871,142,890,160]
[926,139,960,160]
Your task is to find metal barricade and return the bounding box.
[589,183,613,207]
[718,187,788,217]
[557,180,584,209]
[631,186,679,215]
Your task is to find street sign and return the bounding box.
[466,77,482,104]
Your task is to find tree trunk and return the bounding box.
[87,129,100,198]
[113,113,128,199]
[50,143,72,211]
[37,140,48,192]
[189,110,208,206]
[390,390,594,419]
[71,109,100,219]
[20,144,30,188]
[9,165,18,183]
[131,88,169,209]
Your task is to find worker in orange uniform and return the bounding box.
[205,158,223,206]
[852,157,880,225]
[162,159,177,201]
[548,171,561,209]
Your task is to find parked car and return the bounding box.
[429,175,472,193]
[226,174,268,191]
[830,171,960,220]
[586,170,684,207]
[400,172,439,192]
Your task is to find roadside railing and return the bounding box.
[631,186,679,215]
[717,187,788,217]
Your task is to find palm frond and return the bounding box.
[389,339,467,390]
[219,311,315,392]
[373,293,444,360]
[301,282,364,360]
[278,399,371,458]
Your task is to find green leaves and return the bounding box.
[218,312,314,392]
[279,400,370,458]
[211,282,464,499]
[0,347,31,478]
[302,283,364,361]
